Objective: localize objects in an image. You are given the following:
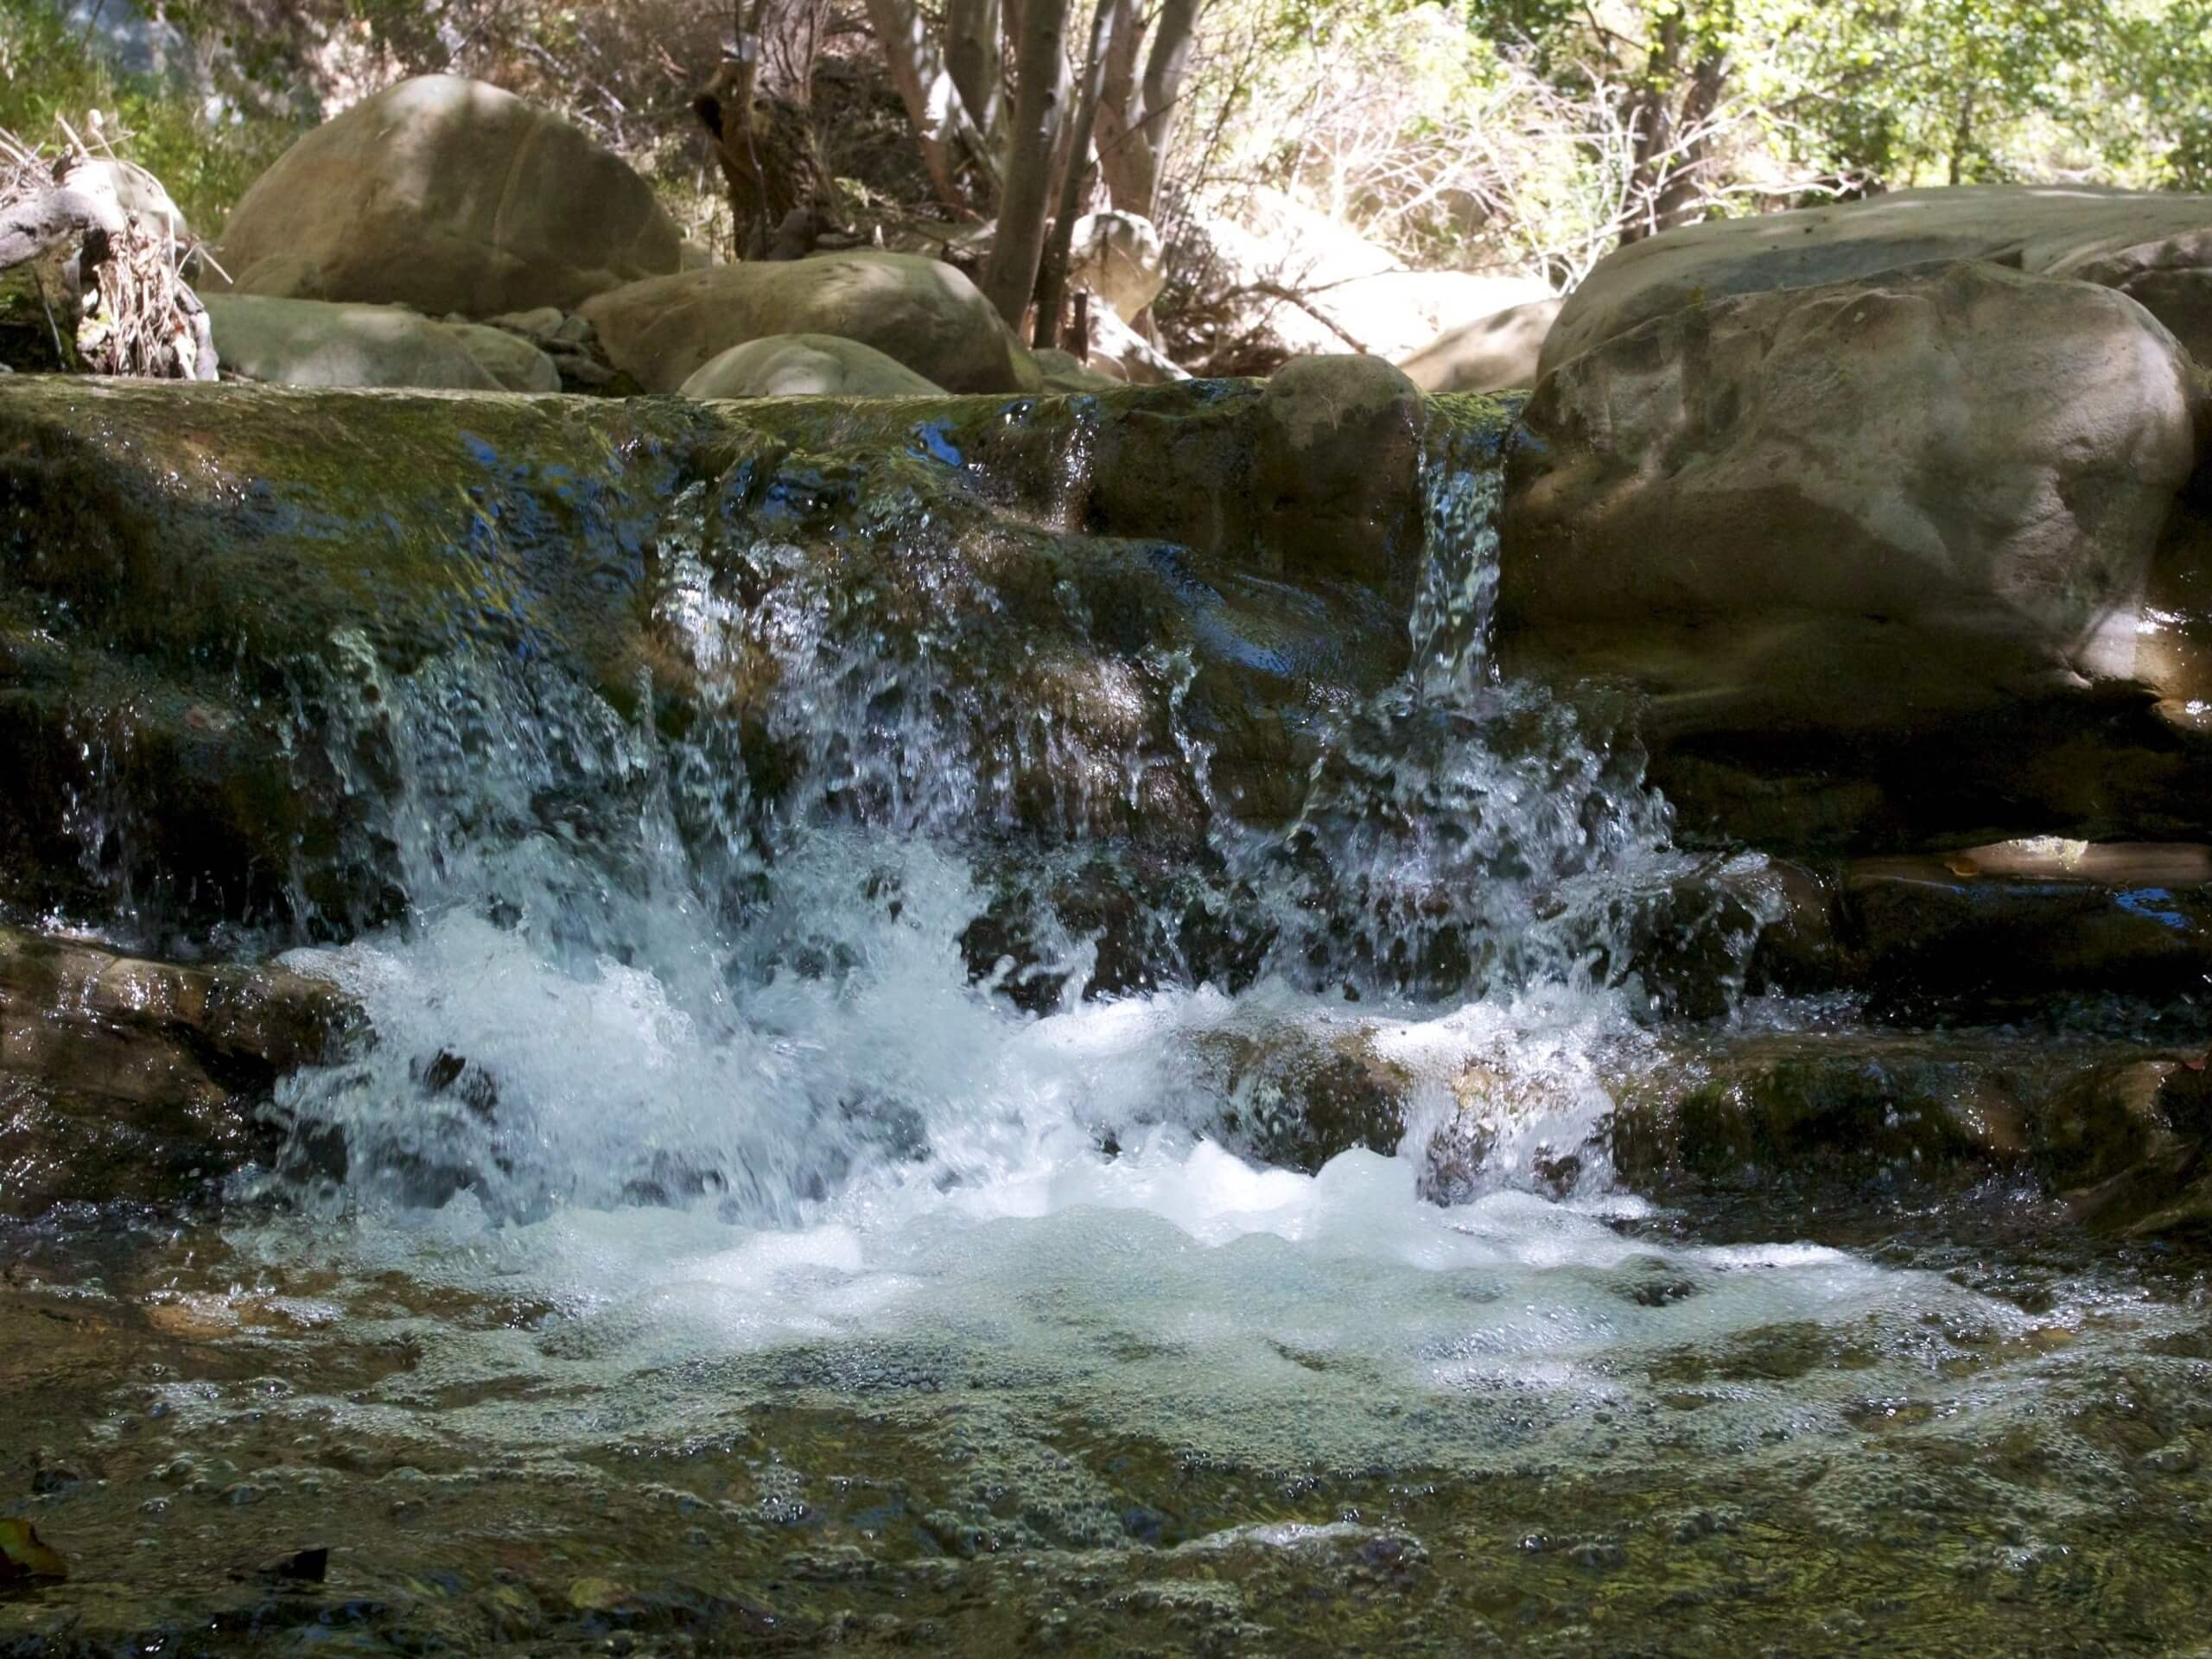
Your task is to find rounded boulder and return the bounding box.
[1502,262,2202,738]
[214,75,683,318]
[581,251,1029,394]
[679,334,944,399]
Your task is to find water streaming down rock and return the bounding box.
[264,404,1744,1224]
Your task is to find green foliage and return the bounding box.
[6,0,2207,296]
[0,0,302,235]
[1746,0,2126,186]
[2128,0,2212,188]
[1468,0,2212,193]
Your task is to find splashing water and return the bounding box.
[216,404,2038,1482]
[265,410,1689,1221]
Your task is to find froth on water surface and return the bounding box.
[9,409,2210,1655]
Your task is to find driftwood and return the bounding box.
[0,143,215,381]
[0,182,123,270]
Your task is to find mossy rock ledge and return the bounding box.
[0,376,1462,944]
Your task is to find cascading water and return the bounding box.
[264,408,1704,1229]
[15,400,2206,1657]
[207,402,2071,1478]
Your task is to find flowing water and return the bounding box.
[3,416,2209,1656]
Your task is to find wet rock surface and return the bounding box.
[0,376,1444,944]
[1598,1029,2205,1202]
[0,925,355,1215]
[0,1200,2208,1659]
[1,350,2211,1659]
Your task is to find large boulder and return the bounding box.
[206,293,496,389]
[203,293,556,391]
[579,251,1031,394]
[1067,211,1166,322]
[1543,183,2212,376]
[679,333,943,399]
[213,75,684,318]
[1503,260,2209,849]
[1397,296,1562,393]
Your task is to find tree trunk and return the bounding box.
[1620,4,1732,246]
[1092,0,1198,219]
[981,0,1073,329]
[1647,48,1729,234]
[944,0,1004,139]
[1137,0,1198,174]
[862,0,994,208]
[1619,13,1684,245]
[1092,0,1154,213]
[1034,0,1116,350]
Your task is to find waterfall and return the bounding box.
[165,404,2181,1529]
[264,405,1746,1226]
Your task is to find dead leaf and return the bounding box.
[0,1518,68,1582]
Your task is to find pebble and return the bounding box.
[2143,1439,2200,1475]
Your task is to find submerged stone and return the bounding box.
[1600,1028,2212,1200]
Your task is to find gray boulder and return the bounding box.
[579,251,1030,394]
[1506,263,2197,732]
[1544,183,2212,375]
[1067,212,1166,322]
[444,321,563,392]
[204,294,503,389]
[1397,296,1562,393]
[1503,261,2207,849]
[679,334,944,398]
[213,74,683,318]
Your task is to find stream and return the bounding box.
[3,406,2209,1657]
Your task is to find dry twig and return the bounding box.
[0,119,214,380]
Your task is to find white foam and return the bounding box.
[214,423,2170,1483]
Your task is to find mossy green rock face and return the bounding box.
[0,377,1447,946]
[0,381,709,935]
